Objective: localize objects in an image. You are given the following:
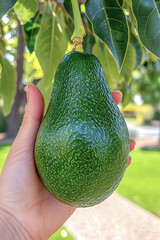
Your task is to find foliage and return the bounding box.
[0,106,7,132]
[0,53,17,116]
[116,148,160,217]
[0,0,160,116]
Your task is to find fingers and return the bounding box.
[111,90,136,167]
[111,91,136,167]
[130,139,136,152]
[127,156,132,167]
[111,91,122,105]
[11,85,44,151]
[127,139,136,167]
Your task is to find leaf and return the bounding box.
[23,11,42,53]
[14,0,38,24]
[129,31,143,69]
[0,55,17,116]
[121,82,133,107]
[23,52,43,83]
[37,78,52,113]
[63,0,73,18]
[124,0,132,8]
[0,0,17,19]
[118,0,123,7]
[127,18,143,68]
[83,31,96,54]
[92,41,121,90]
[131,0,160,59]
[154,0,160,15]
[92,41,135,90]
[35,3,68,89]
[121,44,136,84]
[85,0,129,69]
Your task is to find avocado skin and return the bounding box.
[35,51,129,207]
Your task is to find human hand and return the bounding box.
[0,85,76,240]
[111,91,136,166]
[0,86,135,240]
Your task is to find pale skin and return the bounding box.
[0,85,135,240]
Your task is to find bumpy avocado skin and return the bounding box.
[35,51,129,207]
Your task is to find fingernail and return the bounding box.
[114,90,123,97]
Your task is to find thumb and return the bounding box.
[11,85,44,151]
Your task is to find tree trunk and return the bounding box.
[6,19,26,139]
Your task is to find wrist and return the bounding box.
[0,207,32,240]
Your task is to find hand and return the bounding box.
[0,86,135,240]
[111,91,136,166]
[0,85,76,240]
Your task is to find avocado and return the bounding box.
[35,51,130,207]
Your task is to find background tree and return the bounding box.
[0,0,160,138]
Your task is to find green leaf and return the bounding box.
[63,0,73,18]
[118,0,123,7]
[14,0,38,24]
[37,78,52,113]
[83,31,96,54]
[92,41,121,90]
[121,82,133,107]
[23,11,42,53]
[0,0,17,19]
[121,44,136,84]
[92,41,135,90]
[35,3,68,89]
[154,0,160,15]
[131,0,160,59]
[127,18,143,68]
[129,31,143,69]
[124,0,132,8]
[85,0,129,69]
[0,55,17,116]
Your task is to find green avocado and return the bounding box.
[35,51,130,207]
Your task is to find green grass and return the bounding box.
[0,144,74,240]
[116,148,160,217]
[49,226,74,240]
[0,143,10,172]
[1,144,160,218]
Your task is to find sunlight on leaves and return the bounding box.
[35,3,68,89]
[14,0,38,24]
[0,55,17,116]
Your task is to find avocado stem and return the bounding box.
[71,0,85,52]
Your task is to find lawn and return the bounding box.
[0,143,160,219]
[49,226,74,240]
[0,143,10,171]
[116,148,160,217]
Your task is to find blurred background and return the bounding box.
[0,2,160,240]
